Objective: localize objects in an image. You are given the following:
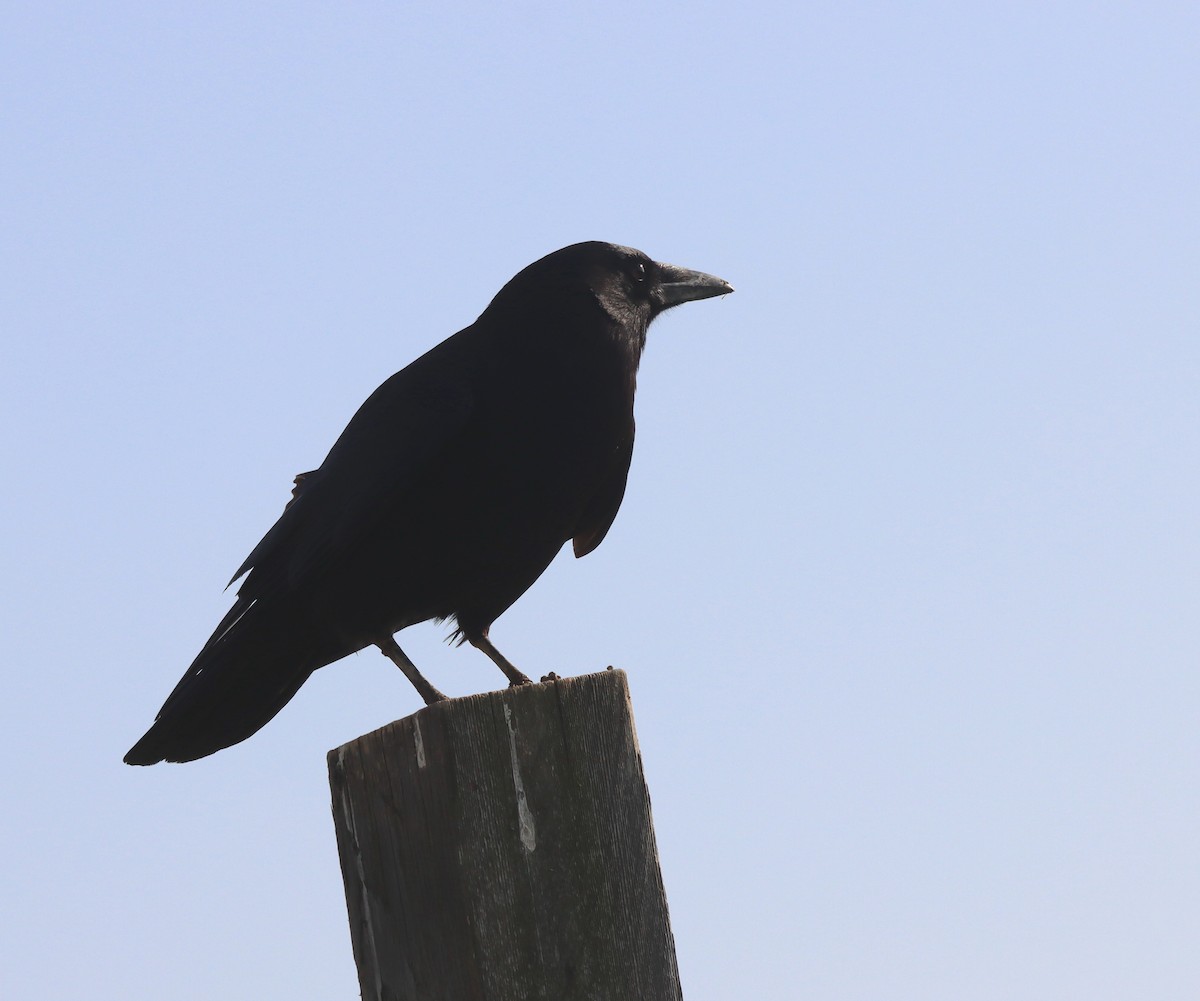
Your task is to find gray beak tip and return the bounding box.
[655,263,735,309]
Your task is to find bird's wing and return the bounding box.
[572,424,635,558]
[231,341,475,594]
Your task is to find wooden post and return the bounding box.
[328,668,683,1001]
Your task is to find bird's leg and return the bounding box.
[469,634,533,687]
[377,636,450,705]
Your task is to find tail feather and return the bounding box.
[125,597,348,765]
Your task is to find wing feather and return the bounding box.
[232,336,475,596]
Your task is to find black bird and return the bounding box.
[125,241,731,764]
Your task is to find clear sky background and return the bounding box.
[4,3,1198,999]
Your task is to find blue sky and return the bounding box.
[4,3,1198,998]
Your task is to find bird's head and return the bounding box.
[486,241,732,350]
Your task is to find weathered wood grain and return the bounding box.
[328,668,682,1001]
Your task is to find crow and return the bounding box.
[125,241,731,764]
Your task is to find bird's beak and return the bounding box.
[654,262,734,309]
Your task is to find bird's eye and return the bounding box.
[632,261,648,283]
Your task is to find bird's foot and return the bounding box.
[377,636,449,704]
[539,672,560,683]
[469,634,532,688]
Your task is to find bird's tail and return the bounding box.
[124,596,347,765]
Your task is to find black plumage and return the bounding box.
[125,241,731,764]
